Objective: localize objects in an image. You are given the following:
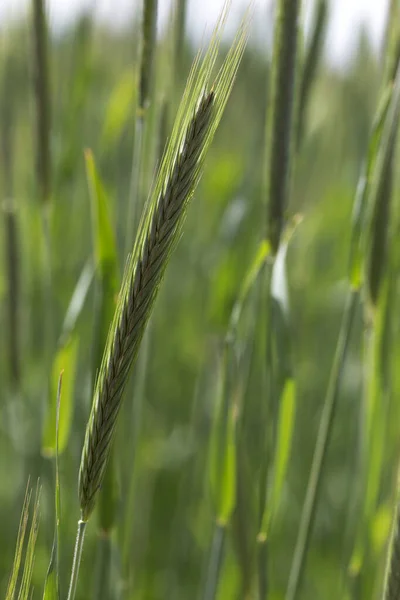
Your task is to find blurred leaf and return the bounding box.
[42,335,79,456]
[85,150,119,535]
[60,260,94,344]
[85,149,118,275]
[209,352,237,525]
[264,378,296,535]
[370,503,392,557]
[228,239,270,337]
[101,70,136,148]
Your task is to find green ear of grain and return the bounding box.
[43,373,63,600]
[78,8,249,523]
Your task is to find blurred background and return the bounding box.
[0,1,399,599]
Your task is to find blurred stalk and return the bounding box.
[94,445,118,600]
[124,0,158,257]
[202,524,226,600]
[382,0,400,87]
[32,0,51,206]
[1,58,20,389]
[174,0,187,79]
[296,0,328,149]
[382,477,400,600]
[203,345,237,600]
[354,57,400,593]
[259,0,300,595]
[264,0,300,255]
[286,289,358,600]
[32,0,54,378]
[121,324,151,579]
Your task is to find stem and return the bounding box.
[94,533,112,600]
[67,519,87,600]
[124,116,144,259]
[257,259,274,600]
[32,0,51,205]
[286,289,358,600]
[265,0,300,254]
[382,479,400,600]
[202,523,225,600]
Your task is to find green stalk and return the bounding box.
[66,520,87,600]
[1,67,20,388]
[202,524,226,600]
[259,0,300,591]
[355,59,400,592]
[94,534,113,600]
[382,487,400,600]
[265,0,301,255]
[296,0,328,149]
[32,0,54,376]
[124,0,158,256]
[174,0,187,81]
[32,0,51,205]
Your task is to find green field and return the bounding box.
[1,1,400,599]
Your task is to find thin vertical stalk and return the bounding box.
[94,534,113,600]
[259,1,300,592]
[32,0,51,205]
[202,524,226,600]
[124,0,158,256]
[1,72,20,387]
[257,260,274,600]
[32,0,54,375]
[174,0,187,82]
[286,290,359,600]
[67,520,87,600]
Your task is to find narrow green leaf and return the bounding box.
[209,351,237,526]
[85,149,118,276]
[262,378,296,536]
[60,260,94,344]
[42,335,79,456]
[6,485,31,600]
